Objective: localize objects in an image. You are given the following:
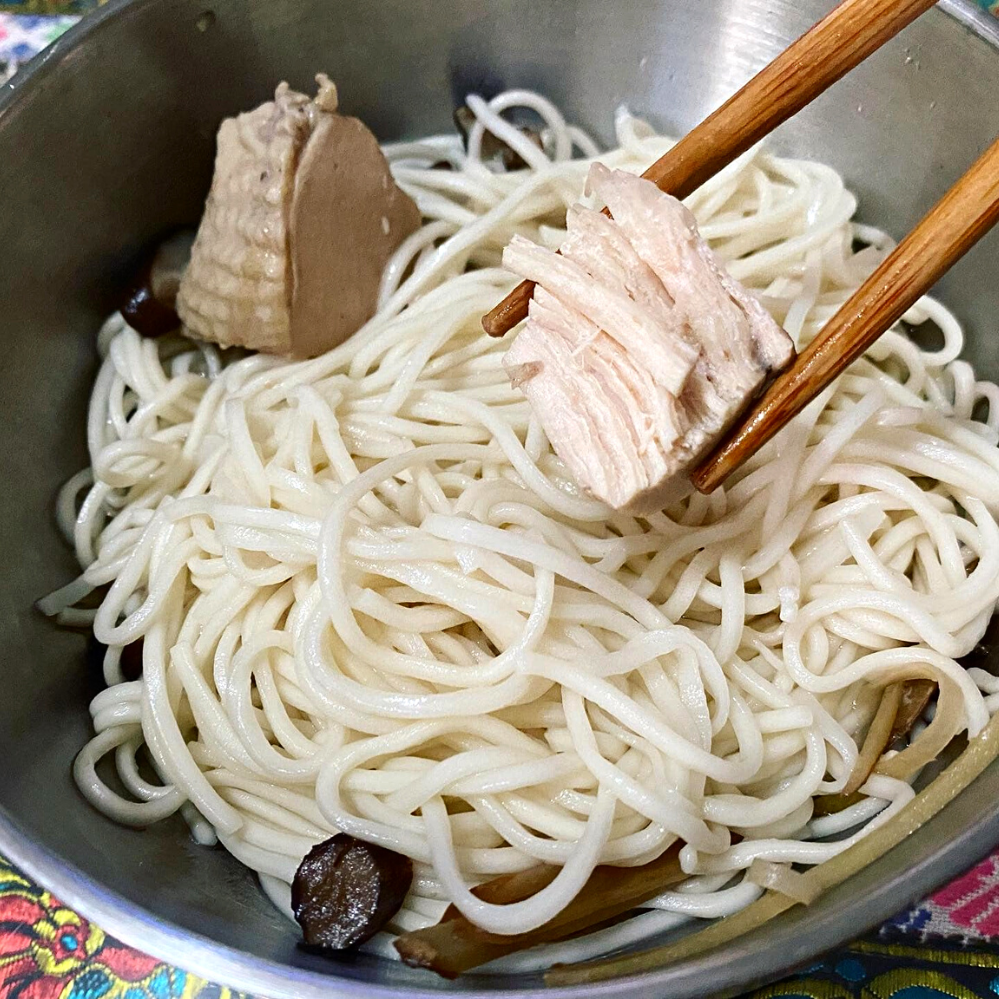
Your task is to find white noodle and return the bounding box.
[46,90,999,962]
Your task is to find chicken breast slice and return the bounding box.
[503,164,794,513]
[177,75,420,357]
[177,81,314,353]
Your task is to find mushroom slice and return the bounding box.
[292,833,413,951]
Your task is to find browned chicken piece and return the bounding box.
[177,75,421,357]
[503,163,794,512]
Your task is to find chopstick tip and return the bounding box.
[481,307,508,337]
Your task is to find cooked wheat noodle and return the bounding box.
[45,90,999,964]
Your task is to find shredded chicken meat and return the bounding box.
[503,163,795,511]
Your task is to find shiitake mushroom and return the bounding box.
[453,105,544,171]
[120,230,194,337]
[292,833,413,951]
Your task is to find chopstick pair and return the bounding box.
[482,0,999,494]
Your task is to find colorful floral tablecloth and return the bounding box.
[5,3,999,998]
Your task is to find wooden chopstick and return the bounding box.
[481,0,937,337]
[692,133,999,494]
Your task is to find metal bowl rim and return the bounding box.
[2,1,999,995]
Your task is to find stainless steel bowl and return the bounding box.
[2,1,999,996]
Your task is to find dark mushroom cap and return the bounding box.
[120,230,194,338]
[292,833,413,951]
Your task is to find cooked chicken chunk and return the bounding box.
[177,75,420,357]
[503,163,794,512]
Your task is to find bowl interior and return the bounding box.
[2,1,999,997]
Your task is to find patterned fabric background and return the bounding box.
[4,2,999,998]
[0,11,76,79]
